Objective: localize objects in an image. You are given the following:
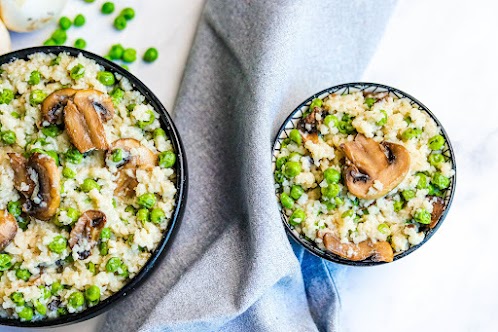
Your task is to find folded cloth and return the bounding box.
[102,1,396,331]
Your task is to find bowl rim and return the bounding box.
[272,82,456,267]
[0,46,188,327]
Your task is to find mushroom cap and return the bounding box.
[323,233,394,262]
[0,0,68,32]
[108,138,157,198]
[40,88,76,126]
[0,18,11,56]
[73,89,115,123]
[8,152,35,197]
[23,153,61,220]
[0,210,17,251]
[69,210,106,259]
[430,197,445,229]
[341,134,410,200]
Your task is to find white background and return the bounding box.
[5,0,498,331]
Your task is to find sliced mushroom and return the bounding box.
[22,153,61,220]
[8,153,35,197]
[430,197,445,229]
[40,88,76,126]
[341,134,410,199]
[323,233,394,262]
[69,210,106,260]
[73,89,115,122]
[0,210,18,251]
[298,106,322,134]
[107,138,157,198]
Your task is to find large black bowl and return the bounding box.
[0,46,188,327]
[272,82,456,266]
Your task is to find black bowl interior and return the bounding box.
[272,82,456,267]
[0,46,188,327]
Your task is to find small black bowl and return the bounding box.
[272,82,456,266]
[0,46,188,327]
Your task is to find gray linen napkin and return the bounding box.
[102,1,397,331]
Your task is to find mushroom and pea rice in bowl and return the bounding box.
[0,52,177,321]
[274,87,454,263]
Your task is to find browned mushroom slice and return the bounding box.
[64,99,108,153]
[107,138,157,198]
[23,153,61,220]
[341,134,410,199]
[73,89,115,122]
[8,153,35,197]
[298,106,322,134]
[323,233,394,262]
[40,88,76,126]
[69,210,106,259]
[0,210,18,251]
[430,197,445,229]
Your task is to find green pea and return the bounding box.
[137,110,155,128]
[101,2,115,14]
[29,89,46,106]
[377,223,390,235]
[17,216,29,231]
[7,201,21,217]
[99,241,109,256]
[111,148,123,162]
[323,115,339,127]
[122,48,137,63]
[323,168,341,184]
[126,103,136,112]
[150,209,166,224]
[43,39,56,46]
[280,193,294,209]
[0,253,12,271]
[334,197,344,206]
[376,110,388,126]
[274,171,285,184]
[51,29,67,45]
[59,16,72,30]
[159,151,176,168]
[114,15,127,30]
[41,125,61,137]
[16,268,31,281]
[284,161,301,178]
[48,235,67,254]
[51,281,63,295]
[341,210,354,218]
[432,172,450,190]
[87,262,96,275]
[106,257,123,273]
[125,205,136,214]
[428,153,444,166]
[28,71,41,85]
[65,147,83,164]
[289,209,305,226]
[290,185,304,200]
[337,120,355,135]
[112,199,116,207]
[364,97,376,108]
[39,286,51,299]
[11,111,20,119]
[34,301,47,315]
[66,208,80,223]
[309,98,323,109]
[401,128,422,141]
[416,173,428,189]
[74,14,86,27]
[108,44,125,60]
[428,135,445,150]
[321,184,340,199]
[402,190,416,201]
[100,227,111,241]
[118,264,129,278]
[137,193,156,209]
[1,130,16,145]
[275,157,288,170]
[80,178,100,193]
[85,285,100,302]
[143,47,159,63]
[68,291,85,309]
[70,64,85,80]
[50,56,61,66]
[414,209,431,224]
[84,0,95,2]
[0,89,14,104]
[136,208,150,222]
[121,7,135,20]
[325,201,336,211]
[153,128,166,139]
[289,129,302,145]
[18,306,33,321]
[57,307,68,316]
[97,71,115,86]
[62,167,76,179]
[121,64,130,71]
[74,38,87,49]
[10,292,24,306]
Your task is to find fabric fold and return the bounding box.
[102,1,397,331]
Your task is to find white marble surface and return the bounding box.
[4,0,497,331]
